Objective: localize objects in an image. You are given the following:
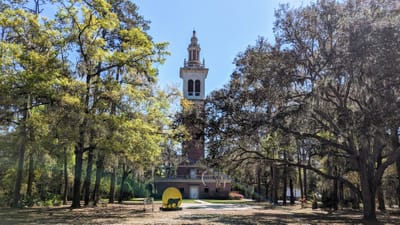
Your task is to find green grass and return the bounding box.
[181,199,198,203]
[154,199,198,204]
[129,198,146,201]
[128,198,199,204]
[202,199,253,204]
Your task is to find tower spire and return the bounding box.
[187,30,201,67]
[180,30,208,100]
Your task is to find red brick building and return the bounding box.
[155,31,231,199]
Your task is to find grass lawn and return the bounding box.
[202,199,253,204]
[126,198,199,204]
[182,199,199,203]
[1,201,400,224]
[98,198,251,205]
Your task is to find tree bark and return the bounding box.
[282,150,287,205]
[257,165,262,201]
[332,178,338,210]
[377,153,385,211]
[351,187,360,209]
[83,148,94,206]
[303,167,307,200]
[360,180,377,222]
[63,147,68,205]
[272,165,278,205]
[338,180,344,204]
[109,166,116,204]
[264,174,270,202]
[118,164,130,204]
[282,167,287,205]
[332,166,338,210]
[396,161,400,208]
[298,167,303,200]
[71,144,84,208]
[359,156,377,222]
[377,186,385,212]
[289,177,295,204]
[297,144,303,199]
[12,99,29,208]
[12,137,26,208]
[92,156,104,206]
[27,152,34,198]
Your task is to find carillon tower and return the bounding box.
[155,31,231,199]
[179,30,208,162]
[180,30,208,101]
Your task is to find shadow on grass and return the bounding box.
[178,208,400,225]
[0,205,149,225]
[1,204,400,224]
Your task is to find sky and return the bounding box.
[135,0,314,96]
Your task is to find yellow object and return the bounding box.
[162,187,182,208]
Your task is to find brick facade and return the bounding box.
[156,180,231,199]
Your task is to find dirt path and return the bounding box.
[0,202,399,224]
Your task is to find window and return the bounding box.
[190,169,197,179]
[179,187,185,194]
[195,80,200,96]
[204,186,209,193]
[188,79,194,96]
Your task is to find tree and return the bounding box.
[0,0,64,207]
[0,0,176,209]
[53,0,168,208]
[206,0,400,222]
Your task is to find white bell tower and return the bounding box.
[180,30,208,101]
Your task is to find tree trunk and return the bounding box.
[92,156,104,206]
[298,167,303,200]
[332,178,338,210]
[83,148,94,206]
[264,175,270,202]
[26,152,34,198]
[63,147,68,205]
[396,161,400,208]
[71,145,84,208]
[282,166,287,205]
[359,158,377,222]
[297,144,304,199]
[71,68,92,209]
[12,137,26,208]
[377,153,385,211]
[12,101,29,208]
[118,164,130,204]
[257,166,261,201]
[272,165,278,205]
[377,186,385,211]
[118,176,127,204]
[303,167,307,200]
[289,177,295,204]
[332,166,338,210]
[391,127,400,208]
[351,187,360,209]
[282,150,287,205]
[338,180,344,204]
[360,181,377,222]
[109,166,116,204]
[269,166,273,202]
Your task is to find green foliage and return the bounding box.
[118,176,151,201]
[206,0,400,221]
[0,0,179,209]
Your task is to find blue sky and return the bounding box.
[135,0,314,95]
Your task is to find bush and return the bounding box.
[229,191,244,200]
[0,192,12,207]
